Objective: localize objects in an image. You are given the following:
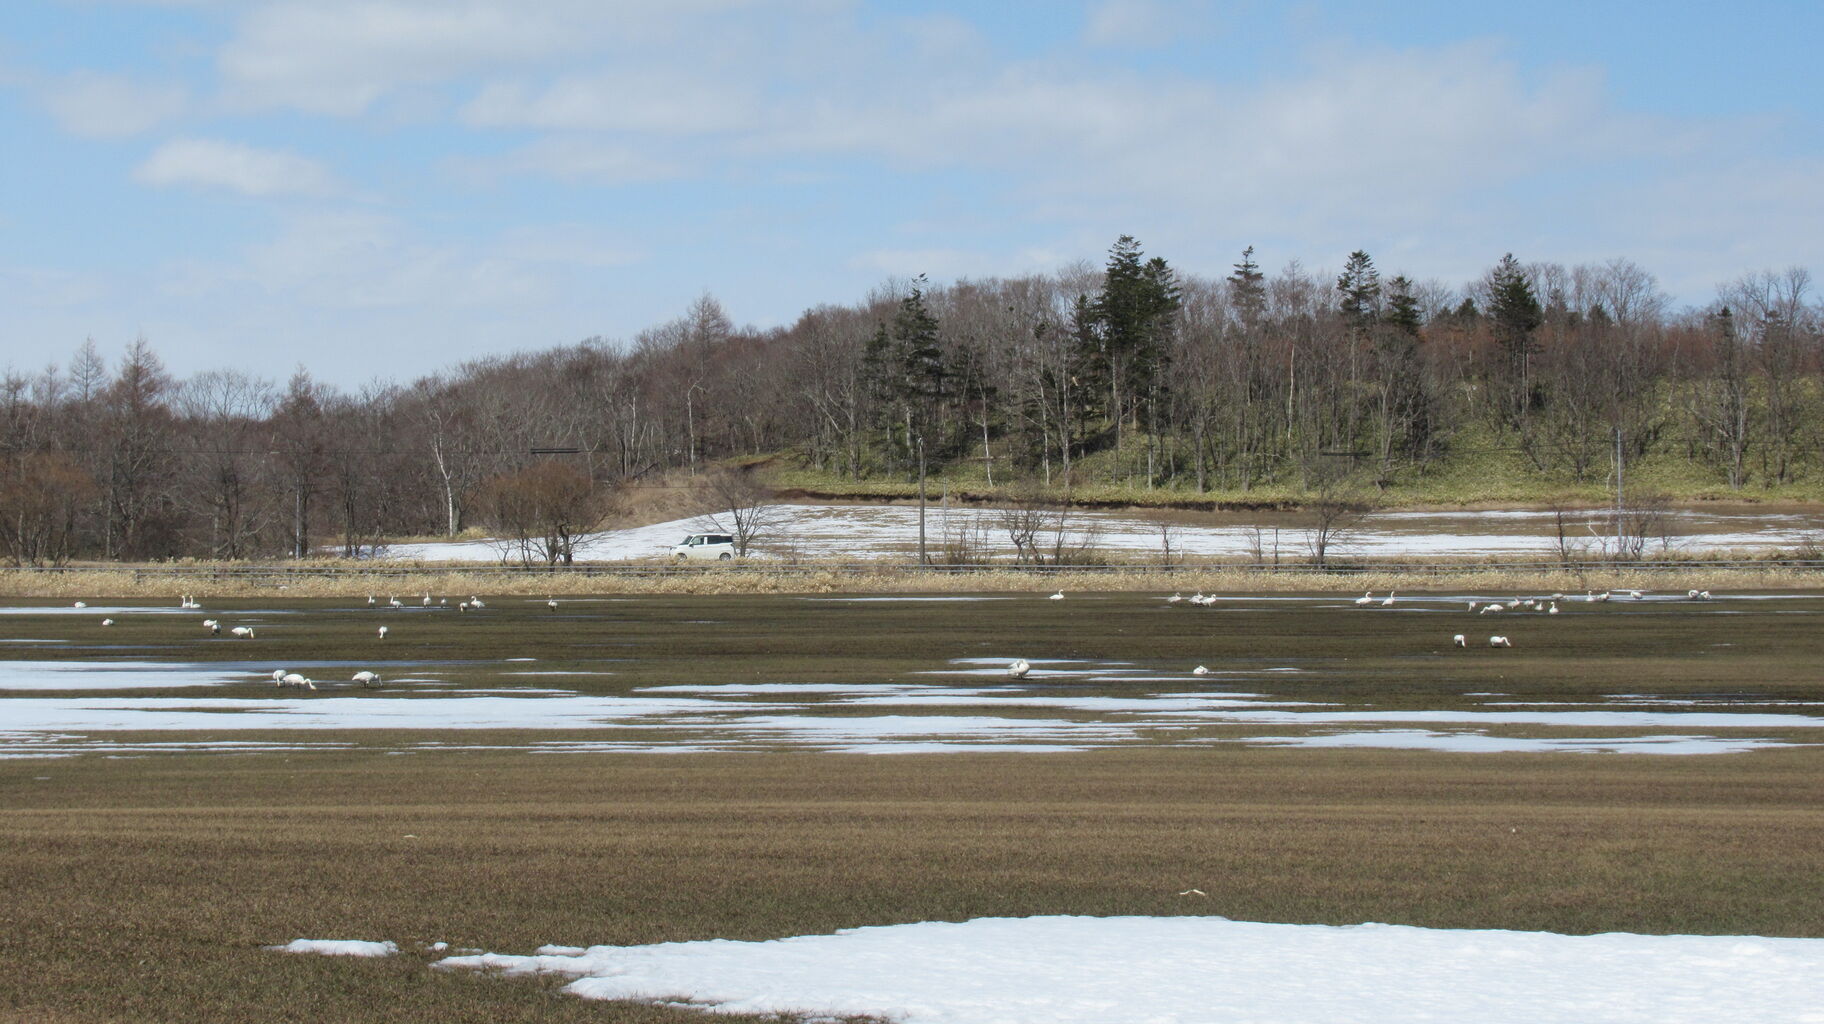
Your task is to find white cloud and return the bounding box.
[133,138,341,197]
[214,0,764,115]
[41,72,188,138]
[1083,0,1177,48]
[463,71,757,135]
[456,136,687,185]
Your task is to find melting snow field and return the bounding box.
[2,669,1818,758]
[380,503,1824,562]
[412,915,1824,1023]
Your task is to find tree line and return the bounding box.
[1,239,1820,564]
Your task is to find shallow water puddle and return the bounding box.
[2,687,1818,758]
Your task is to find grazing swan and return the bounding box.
[72,601,86,608]
[271,669,287,686]
[280,672,316,690]
[1007,659,1031,679]
[1628,589,1644,599]
[1699,590,1712,600]
[1488,635,1512,648]
[1479,603,1504,614]
[1593,590,1611,602]
[230,626,255,639]
[1192,665,1211,676]
[1354,591,1374,606]
[352,671,381,687]
[100,618,113,626]
[377,626,388,639]
[1452,634,1467,648]
[1467,601,1478,612]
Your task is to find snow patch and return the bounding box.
[437,914,1824,1023]
[269,939,397,957]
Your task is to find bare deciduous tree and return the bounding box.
[693,468,781,558]
[1300,462,1375,569]
[473,460,602,567]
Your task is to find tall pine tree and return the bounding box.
[1093,236,1181,451]
[1488,253,1542,426]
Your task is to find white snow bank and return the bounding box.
[382,502,1824,563]
[268,939,397,957]
[437,915,1824,1024]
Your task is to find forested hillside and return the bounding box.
[2,239,1820,564]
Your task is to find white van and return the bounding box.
[673,533,737,560]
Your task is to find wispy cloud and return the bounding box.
[133,138,341,197]
[41,71,188,138]
[213,0,765,115]
[454,136,689,186]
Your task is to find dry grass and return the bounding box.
[3,749,1822,1022]
[2,562,1820,600]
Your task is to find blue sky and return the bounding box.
[2,0,1820,385]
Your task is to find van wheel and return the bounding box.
[675,553,687,561]
[718,552,732,560]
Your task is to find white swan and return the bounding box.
[1488,635,1512,648]
[352,671,381,687]
[1007,659,1031,679]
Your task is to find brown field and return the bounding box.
[5,750,1824,1023]
[3,590,1823,1021]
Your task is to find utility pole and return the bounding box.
[916,434,928,565]
[1613,426,1625,550]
